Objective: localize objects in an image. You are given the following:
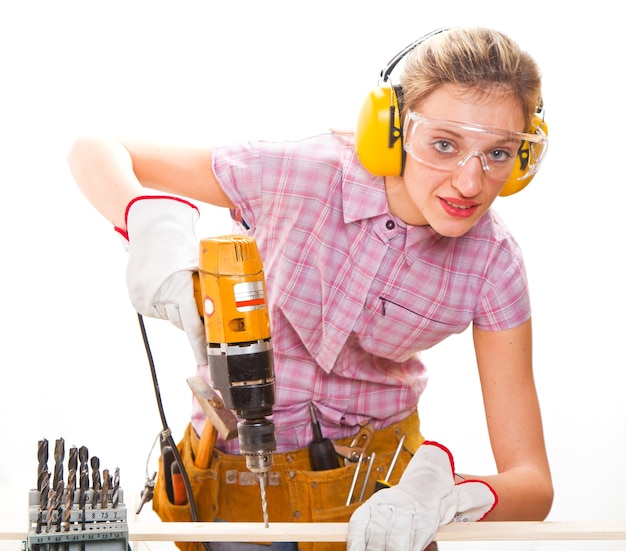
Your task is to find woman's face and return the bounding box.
[388,84,526,237]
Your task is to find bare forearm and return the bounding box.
[67,137,143,228]
[470,322,553,520]
[68,137,235,228]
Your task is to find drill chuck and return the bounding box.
[238,419,276,473]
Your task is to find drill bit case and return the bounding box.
[27,439,128,551]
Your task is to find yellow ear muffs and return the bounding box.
[498,115,549,196]
[355,86,404,177]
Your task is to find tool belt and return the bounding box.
[153,411,423,551]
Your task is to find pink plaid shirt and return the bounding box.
[193,133,531,453]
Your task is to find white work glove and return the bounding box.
[347,441,497,551]
[118,195,208,366]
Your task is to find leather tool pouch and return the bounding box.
[153,412,423,551]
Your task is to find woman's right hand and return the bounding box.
[122,195,208,367]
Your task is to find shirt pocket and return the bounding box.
[357,295,469,362]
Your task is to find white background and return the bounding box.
[1,1,624,550]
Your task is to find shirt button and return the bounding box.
[385,220,395,230]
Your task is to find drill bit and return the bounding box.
[75,447,89,551]
[258,473,269,528]
[46,487,56,534]
[78,446,89,504]
[37,439,49,487]
[79,490,87,550]
[54,480,64,533]
[37,462,50,535]
[51,480,64,551]
[67,447,78,488]
[112,468,120,509]
[79,467,89,505]
[63,478,73,551]
[101,469,110,509]
[90,456,101,507]
[78,446,89,473]
[53,439,65,489]
[63,473,74,531]
[65,450,78,551]
[36,470,50,535]
[66,470,76,500]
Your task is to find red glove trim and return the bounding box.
[114,195,200,240]
[422,441,499,521]
[421,440,456,474]
[456,479,499,521]
[114,225,129,241]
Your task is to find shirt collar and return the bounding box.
[341,160,389,224]
[342,154,443,261]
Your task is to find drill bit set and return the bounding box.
[27,438,128,551]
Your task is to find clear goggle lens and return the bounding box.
[403,110,548,182]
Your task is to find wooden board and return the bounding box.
[125,521,626,542]
[4,521,626,543]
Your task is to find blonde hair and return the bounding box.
[400,27,543,130]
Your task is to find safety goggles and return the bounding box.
[403,110,548,182]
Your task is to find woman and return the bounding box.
[67,26,553,551]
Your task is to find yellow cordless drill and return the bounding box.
[195,235,276,526]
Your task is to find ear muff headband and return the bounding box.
[354,29,548,196]
[355,28,448,179]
